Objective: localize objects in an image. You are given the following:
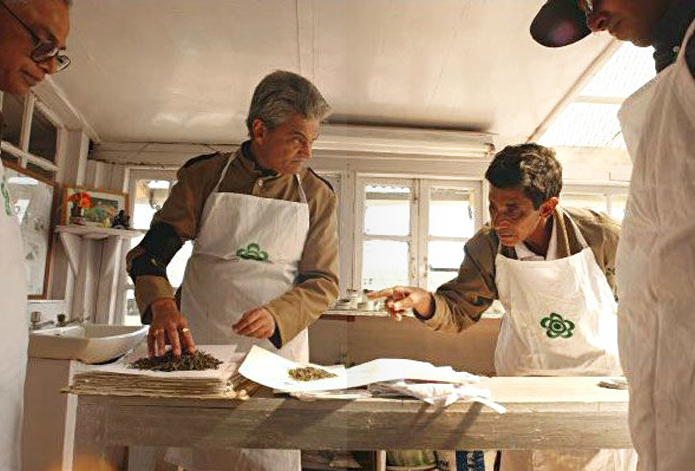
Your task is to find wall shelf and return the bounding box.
[55,225,140,325]
[55,225,141,241]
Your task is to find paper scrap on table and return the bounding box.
[239,345,480,393]
[368,380,507,413]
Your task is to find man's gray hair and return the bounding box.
[246,70,331,136]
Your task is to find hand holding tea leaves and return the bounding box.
[149,298,197,358]
[368,286,435,320]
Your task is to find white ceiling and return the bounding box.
[50,0,614,148]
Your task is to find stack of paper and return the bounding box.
[68,344,248,399]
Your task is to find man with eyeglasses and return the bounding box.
[531,0,695,470]
[0,0,70,94]
[0,0,70,469]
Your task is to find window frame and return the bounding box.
[121,167,179,323]
[418,179,483,290]
[561,182,629,219]
[0,91,64,176]
[355,177,418,290]
[354,176,483,292]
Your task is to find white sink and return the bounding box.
[28,324,148,364]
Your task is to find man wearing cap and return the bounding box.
[531,1,695,470]
[0,0,71,469]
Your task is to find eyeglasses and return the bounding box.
[577,0,594,16]
[0,1,70,72]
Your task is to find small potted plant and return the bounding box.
[67,191,92,225]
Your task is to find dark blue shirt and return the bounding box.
[651,0,695,74]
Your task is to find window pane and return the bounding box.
[429,187,474,238]
[0,94,24,148]
[168,241,193,287]
[129,177,192,288]
[124,289,142,326]
[132,179,171,230]
[427,240,464,291]
[561,193,608,214]
[361,240,409,290]
[28,108,57,161]
[1,154,19,166]
[129,234,145,250]
[611,194,628,221]
[364,184,410,236]
[26,162,55,181]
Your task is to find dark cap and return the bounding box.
[531,0,591,47]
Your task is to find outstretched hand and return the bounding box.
[367,286,434,320]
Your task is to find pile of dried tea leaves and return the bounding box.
[288,366,338,381]
[129,350,223,372]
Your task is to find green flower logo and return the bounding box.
[1,180,12,216]
[236,242,269,262]
[540,312,575,339]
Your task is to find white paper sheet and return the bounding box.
[238,345,480,392]
[77,344,245,380]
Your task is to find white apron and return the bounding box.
[0,160,28,471]
[166,155,310,471]
[616,19,695,471]
[494,213,636,471]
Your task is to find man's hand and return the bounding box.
[148,298,197,358]
[232,307,277,339]
[368,286,434,320]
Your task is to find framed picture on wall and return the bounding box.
[62,186,128,228]
[3,162,56,298]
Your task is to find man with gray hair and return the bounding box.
[126,70,339,471]
[0,0,70,469]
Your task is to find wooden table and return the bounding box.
[71,376,631,470]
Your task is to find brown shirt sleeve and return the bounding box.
[417,208,622,335]
[264,171,340,346]
[421,227,499,333]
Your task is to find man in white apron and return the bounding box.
[531,1,695,468]
[0,1,70,469]
[371,143,636,471]
[127,71,340,471]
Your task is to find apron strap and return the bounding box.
[295,173,308,204]
[213,154,308,205]
[212,154,235,193]
[560,207,589,250]
[677,17,695,62]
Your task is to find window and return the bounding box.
[0,92,61,179]
[423,184,477,291]
[0,93,25,148]
[124,172,192,325]
[360,180,414,290]
[539,43,656,148]
[561,185,629,222]
[356,178,482,292]
[28,106,58,162]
